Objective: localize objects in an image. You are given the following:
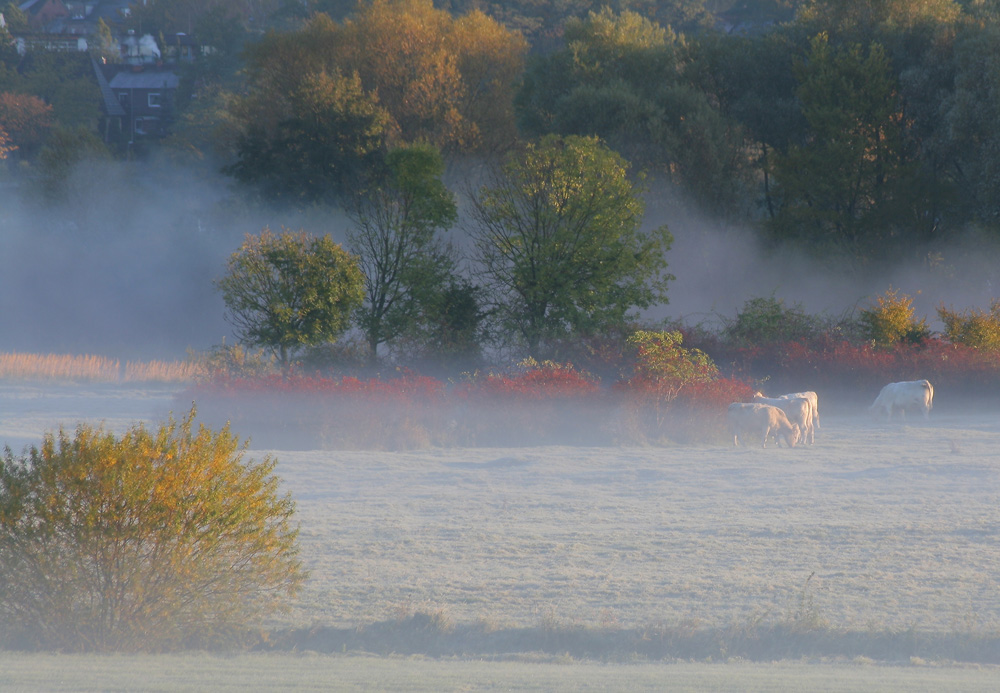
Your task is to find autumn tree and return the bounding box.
[795,0,961,36]
[217,228,365,363]
[467,134,673,359]
[232,1,526,177]
[0,125,11,159]
[0,408,305,652]
[0,91,53,159]
[347,143,460,362]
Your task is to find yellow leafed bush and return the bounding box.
[0,407,306,652]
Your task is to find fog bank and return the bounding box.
[2,160,999,361]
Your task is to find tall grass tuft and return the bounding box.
[0,353,204,384]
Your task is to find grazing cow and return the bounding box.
[728,402,801,449]
[756,390,820,431]
[752,394,814,444]
[869,379,934,421]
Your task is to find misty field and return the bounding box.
[1,382,999,690]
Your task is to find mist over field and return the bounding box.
[2,159,1000,360]
[641,179,1000,331]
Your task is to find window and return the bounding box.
[148,92,162,108]
[118,92,129,107]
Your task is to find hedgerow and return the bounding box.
[180,290,1000,449]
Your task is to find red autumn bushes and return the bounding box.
[183,334,747,448]
[183,371,449,449]
[720,336,1000,399]
[182,301,1000,449]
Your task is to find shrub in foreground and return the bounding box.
[0,407,305,652]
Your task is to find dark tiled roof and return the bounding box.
[109,70,179,89]
[91,57,125,117]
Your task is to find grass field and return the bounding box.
[1,652,998,692]
[0,382,998,689]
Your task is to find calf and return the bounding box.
[752,394,814,445]
[728,402,801,449]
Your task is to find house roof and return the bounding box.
[109,70,179,90]
[92,57,125,117]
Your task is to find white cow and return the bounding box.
[869,380,934,421]
[728,402,801,449]
[752,394,814,444]
[756,390,820,431]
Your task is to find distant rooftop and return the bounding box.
[109,70,180,90]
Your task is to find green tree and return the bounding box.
[514,8,752,216]
[13,53,101,130]
[347,143,459,362]
[769,33,913,260]
[36,125,111,199]
[1,2,27,33]
[228,69,391,205]
[217,228,365,363]
[939,23,1000,227]
[467,134,673,359]
[795,0,961,35]
[0,407,305,652]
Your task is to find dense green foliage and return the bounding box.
[217,229,365,363]
[0,408,305,651]
[467,134,673,359]
[723,296,825,346]
[347,143,462,361]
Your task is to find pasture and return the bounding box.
[1,383,998,690]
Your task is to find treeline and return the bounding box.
[5,1,1000,257]
[5,0,1000,365]
[188,0,1000,267]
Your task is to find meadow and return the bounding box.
[0,365,998,690]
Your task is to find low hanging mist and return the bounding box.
[2,158,998,361]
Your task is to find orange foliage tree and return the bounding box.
[239,0,527,155]
[0,92,53,158]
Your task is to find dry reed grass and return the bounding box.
[0,352,204,384]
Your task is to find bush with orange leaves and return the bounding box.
[0,406,306,652]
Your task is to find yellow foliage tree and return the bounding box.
[0,407,305,652]
[937,300,1000,351]
[859,287,930,347]
[239,0,526,155]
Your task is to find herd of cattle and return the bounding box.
[728,379,935,448]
